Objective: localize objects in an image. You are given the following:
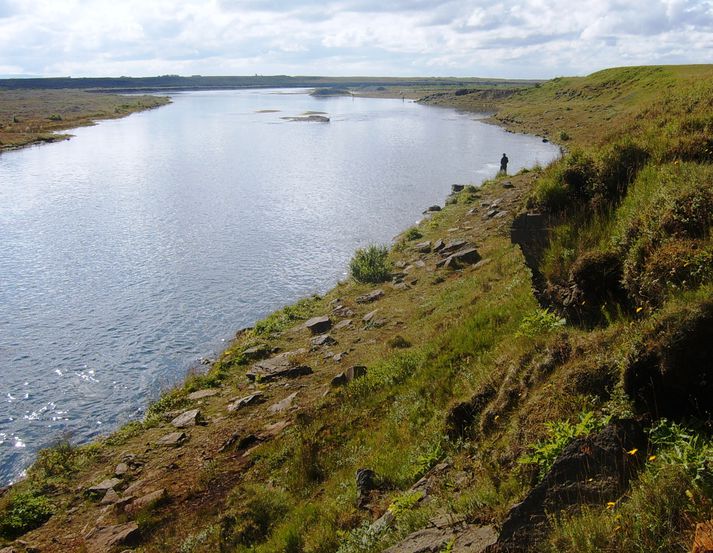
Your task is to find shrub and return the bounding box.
[516,308,566,338]
[0,491,54,539]
[48,114,62,121]
[403,227,422,241]
[349,245,391,284]
[559,131,570,141]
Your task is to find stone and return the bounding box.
[414,260,426,268]
[305,315,332,334]
[486,208,498,218]
[227,391,265,411]
[493,210,508,219]
[433,239,444,252]
[84,522,139,552]
[502,180,514,188]
[87,478,122,497]
[693,520,713,553]
[124,489,168,516]
[440,239,467,255]
[311,334,337,347]
[333,352,347,362]
[495,420,647,551]
[451,184,465,193]
[382,527,455,553]
[415,241,431,253]
[114,462,129,476]
[393,282,410,291]
[362,309,379,323]
[171,409,202,428]
[333,319,353,330]
[219,432,258,453]
[0,547,17,553]
[437,247,482,270]
[356,289,384,303]
[100,489,120,505]
[424,205,441,213]
[259,419,291,439]
[156,431,188,447]
[455,525,498,551]
[246,352,313,382]
[242,345,268,360]
[268,392,299,413]
[395,260,407,269]
[333,306,355,318]
[187,388,220,401]
[331,365,368,387]
[356,468,375,508]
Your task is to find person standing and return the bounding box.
[500,153,509,174]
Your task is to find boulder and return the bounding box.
[86,478,122,497]
[170,409,202,428]
[100,488,120,505]
[437,247,482,269]
[494,420,647,551]
[114,462,129,477]
[502,181,514,188]
[356,289,385,304]
[433,239,445,252]
[440,239,467,255]
[268,392,299,414]
[156,432,188,447]
[452,184,465,193]
[331,365,367,387]
[415,241,432,253]
[84,522,139,552]
[311,334,337,348]
[305,316,332,334]
[246,352,313,382]
[333,319,353,331]
[424,205,441,213]
[227,391,265,411]
[124,489,168,516]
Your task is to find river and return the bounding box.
[0,89,559,483]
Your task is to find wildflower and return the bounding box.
[606,502,616,509]
[627,448,638,455]
[636,306,643,313]
[648,455,656,461]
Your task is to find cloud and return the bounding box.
[0,0,711,78]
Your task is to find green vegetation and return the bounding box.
[0,491,53,539]
[349,244,392,283]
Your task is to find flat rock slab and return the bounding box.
[124,488,168,516]
[440,239,467,255]
[156,431,188,447]
[115,462,129,476]
[311,334,337,347]
[171,408,202,428]
[454,525,497,551]
[356,289,385,303]
[187,388,220,400]
[87,477,122,496]
[227,391,265,412]
[100,488,120,505]
[246,350,312,382]
[241,345,269,360]
[84,522,139,552]
[333,319,353,330]
[268,392,299,414]
[437,247,482,270]
[382,526,456,553]
[305,315,332,334]
[415,241,431,253]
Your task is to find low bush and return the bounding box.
[349,245,391,284]
[403,227,422,241]
[0,491,54,539]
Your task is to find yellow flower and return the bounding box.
[606,502,616,509]
[627,448,638,455]
[648,455,656,461]
[636,306,643,313]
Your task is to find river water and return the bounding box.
[0,89,558,483]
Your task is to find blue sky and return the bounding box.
[1,0,712,78]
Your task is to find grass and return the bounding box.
[349,244,392,283]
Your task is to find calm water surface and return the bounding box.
[0,89,558,483]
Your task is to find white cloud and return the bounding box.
[0,0,711,78]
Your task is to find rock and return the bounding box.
[86,478,122,497]
[333,351,348,362]
[542,137,549,142]
[495,420,647,551]
[440,239,467,255]
[124,489,168,516]
[170,409,202,428]
[246,352,313,382]
[219,432,258,453]
[356,289,384,303]
[305,315,332,334]
[393,282,410,291]
[486,208,498,218]
[331,365,367,386]
[227,391,265,411]
[437,247,482,270]
[693,520,713,553]
[356,468,375,508]
[241,345,268,360]
[311,334,337,347]
[100,488,120,505]
[382,526,455,553]
[414,260,426,268]
[156,431,188,447]
[333,319,353,330]
[445,385,496,439]
[363,309,379,323]
[333,306,355,318]
[493,210,508,219]
[382,519,496,553]
[114,462,129,476]
[502,181,514,188]
[268,392,299,414]
[0,547,17,553]
[452,184,465,193]
[259,419,291,439]
[395,260,407,269]
[473,258,492,270]
[84,522,139,552]
[455,525,498,551]
[187,388,220,400]
[415,241,431,253]
[424,205,441,213]
[433,239,444,252]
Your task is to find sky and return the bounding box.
[0,0,712,79]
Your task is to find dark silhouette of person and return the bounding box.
[500,153,509,174]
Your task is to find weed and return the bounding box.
[516,308,566,338]
[349,245,391,284]
[403,227,423,241]
[0,491,53,539]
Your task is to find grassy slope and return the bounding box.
[1,66,711,553]
[0,89,170,151]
